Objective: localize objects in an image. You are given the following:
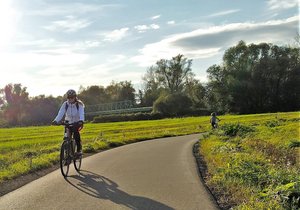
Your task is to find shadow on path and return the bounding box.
[65,170,174,210]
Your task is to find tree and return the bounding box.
[140,66,164,106]
[206,41,300,114]
[155,54,194,93]
[184,78,206,109]
[153,92,192,116]
[105,81,136,102]
[78,85,109,105]
[206,65,230,113]
[0,84,29,125]
[140,54,195,107]
[118,81,136,102]
[24,95,61,125]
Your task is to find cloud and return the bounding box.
[0,48,89,96]
[0,49,88,69]
[267,0,298,10]
[83,40,102,48]
[150,24,160,29]
[173,16,298,49]
[26,3,122,17]
[131,16,299,67]
[16,38,102,52]
[66,54,142,88]
[134,24,160,33]
[206,9,240,18]
[43,16,91,32]
[134,25,148,31]
[103,27,129,42]
[151,15,161,20]
[167,21,176,25]
[0,52,137,96]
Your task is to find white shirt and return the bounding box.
[54,101,85,123]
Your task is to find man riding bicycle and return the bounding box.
[52,89,85,155]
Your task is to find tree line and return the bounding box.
[0,41,299,127]
[207,41,299,113]
[0,82,136,126]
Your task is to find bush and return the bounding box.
[289,140,300,148]
[221,123,255,137]
[264,119,287,128]
[83,144,96,153]
[153,93,192,116]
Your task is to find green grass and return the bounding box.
[199,112,300,209]
[0,116,211,183]
[0,111,299,210]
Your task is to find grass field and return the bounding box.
[0,111,299,209]
[199,112,300,209]
[0,116,211,183]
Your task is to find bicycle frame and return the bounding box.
[59,122,82,177]
[63,123,76,157]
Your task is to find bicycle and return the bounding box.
[58,121,82,177]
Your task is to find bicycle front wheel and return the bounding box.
[60,141,70,177]
[73,143,82,172]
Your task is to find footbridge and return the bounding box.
[85,100,152,117]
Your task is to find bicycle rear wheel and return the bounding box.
[60,141,70,177]
[73,142,82,172]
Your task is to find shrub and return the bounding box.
[153,93,192,116]
[83,144,96,153]
[225,157,270,187]
[289,140,300,148]
[221,123,255,137]
[265,120,283,127]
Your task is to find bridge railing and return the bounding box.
[85,100,134,112]
[85,100,152,117]
[85,107,153,117]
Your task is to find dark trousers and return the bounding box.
[211,122,217,129]
[70,126,82,152]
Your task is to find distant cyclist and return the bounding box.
[210,112,220,129]
[52,89,85,155]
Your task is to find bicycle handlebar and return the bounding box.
[52,121,83,131]
[53,121,78,126]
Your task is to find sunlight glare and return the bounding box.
[0,0,17,49]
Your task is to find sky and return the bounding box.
[0,0,299,97]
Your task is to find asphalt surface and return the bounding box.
[0,134,218,210]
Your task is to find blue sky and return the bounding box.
[0,0,299,96]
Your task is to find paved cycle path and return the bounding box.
[0,134,218,210]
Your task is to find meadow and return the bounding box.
[199,112,300,209]
[0,116,211,183]
[0,112,299,209]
